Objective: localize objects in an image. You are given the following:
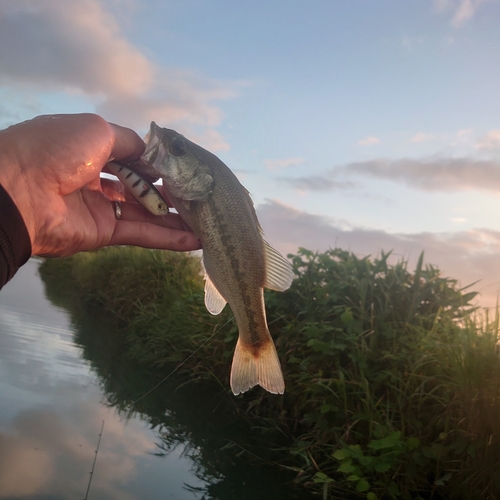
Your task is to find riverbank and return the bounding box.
[39,247,500,500]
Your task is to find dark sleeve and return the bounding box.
[0,184,32,290]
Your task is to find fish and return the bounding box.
[107,161,169,216]
[139,122,294,395]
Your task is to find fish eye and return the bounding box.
[169,137,187,157]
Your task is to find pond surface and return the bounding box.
[0,259,208,500]
[0,259,309,500]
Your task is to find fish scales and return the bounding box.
[195,171,267,350]
[171,149,270,354]
[139,122,294,395]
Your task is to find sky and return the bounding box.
[1,0,500,308]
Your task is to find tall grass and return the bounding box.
[40,247,233,367]
[39,247,500,500]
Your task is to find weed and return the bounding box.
[39,247,500,499]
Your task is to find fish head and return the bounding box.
[141,122,213,202]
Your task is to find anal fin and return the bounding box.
[230,338,285,395]
[204,273,227,315]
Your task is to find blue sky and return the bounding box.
[2,0,500,306]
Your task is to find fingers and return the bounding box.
[94,179,193,233]
[100,177,128,202]
[80,187,199,251]
[103,196,201,251]
[109,220,201,252]
[109,123,146,162]
[111,199,188,231]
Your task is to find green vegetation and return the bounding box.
[39,246,500,500]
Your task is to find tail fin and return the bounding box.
[230,338,285,395]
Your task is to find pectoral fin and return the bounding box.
[204,273,227,315]
[263,240,294,292]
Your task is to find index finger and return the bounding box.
[109,123,146,162]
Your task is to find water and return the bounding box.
[0,259,206,500]
[0,260,310,500]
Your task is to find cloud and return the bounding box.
[279,156,500,194]
[265,157,306,170]
[0,404,152,499]
[357,136,380,146]
[336,157,500,192]
[451,217,468,224]
[452,128,475,145]
[279,176,354,192]
[96,68,241,143]
[189,128,231,152]
[411,132,435,143]
[451,0,493,26]
[408,130,474,147]
[476,130,500,150]
[257,200,500,308]
[0,0,153,95]
[401,36,425,53]
[0,0,239,150]
[434,0,494,27]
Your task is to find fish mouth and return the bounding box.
[115,122,168,183]
[141,122,166,165]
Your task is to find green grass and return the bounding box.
[39,246,500,500]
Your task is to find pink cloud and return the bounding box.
[357,136,380,146]
[258,200,500,309]
[0,1,240,150]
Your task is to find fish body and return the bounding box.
[107,161,168,216]
[140,122,294,395]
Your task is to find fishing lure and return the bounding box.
[107,161,168,216]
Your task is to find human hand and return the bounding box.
[0,113,201,257]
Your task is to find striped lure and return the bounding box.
[107,161,169,216]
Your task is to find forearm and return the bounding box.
[0,184,32,289]
[0,122,39,241]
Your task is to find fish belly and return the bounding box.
[198,204,285,395]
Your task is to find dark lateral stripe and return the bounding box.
[208,199,266,346]
[118,165,124,172]
[132,178,141,188]
[125,171,134,179]
[139,186,151,198]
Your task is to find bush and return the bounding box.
[40,247,500,500]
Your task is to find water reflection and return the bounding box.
[39,258,310,500]
[0,259,204,500]
[1,259,309,500]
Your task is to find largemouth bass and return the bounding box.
[139,122,294,395]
